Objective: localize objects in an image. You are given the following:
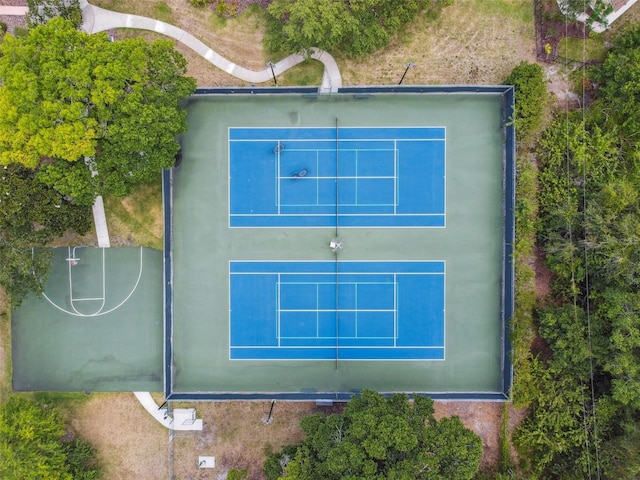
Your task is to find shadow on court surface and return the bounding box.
[12,247,163,392]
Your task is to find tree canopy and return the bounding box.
[265,0,451,58]
[0,164,91,306]
[0,18,196,205]
[513,23,640,479]
[264,390,482,480]
[0,397,100,479]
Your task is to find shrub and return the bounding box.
[505,62,547,139]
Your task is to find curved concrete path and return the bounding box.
[134,392,203,431]
[79,0,341,92]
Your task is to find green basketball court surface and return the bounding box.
[13,87,515,401]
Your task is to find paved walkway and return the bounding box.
[79,0,342,92]
[134,392,203,431]
[0,6,28,15]
[92,195,110,247]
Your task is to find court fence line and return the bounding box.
[164,87,516,401]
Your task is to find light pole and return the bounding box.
[398,61,416,85]
[266,61,277,86]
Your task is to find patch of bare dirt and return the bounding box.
[171,401,325,480]
[71,393,169,480]
[0,0,26,34]
[434,401,502,471]
[533,245,553,299]
[0,14,25,34]
[544,64,580,106]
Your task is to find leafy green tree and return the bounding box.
[26,0,83,29]
[0,164,91,244]
[0,243,51,308]
[0,164,90,306]
[0,397,100,480]
[265,0,449,57]
[0,18,196,205]
[264,390,482,480]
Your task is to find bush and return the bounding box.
[505,62,547,139]
[189,0,209,6]
[226,469,248,480]
[215,0,238,17]
[0,22,7,36]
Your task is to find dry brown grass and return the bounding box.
[171,401,325,480]
[71,393,169,480]
[344,0,536,85]
[93,0,270,86]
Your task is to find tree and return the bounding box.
[0,164,91,244]
[26,0,83,29]
[0,18,196,205]
[265,0,450,58]
[264,389,482,480]
[0,164,91,306]
[0,397,101,479]
[0,244,52,308]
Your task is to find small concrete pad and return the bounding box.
[198,456,215,468]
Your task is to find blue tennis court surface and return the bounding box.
[229,127,445,227]
[230,261,445,360]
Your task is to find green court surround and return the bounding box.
[166,87,515,401]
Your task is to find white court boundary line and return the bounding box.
[69,246,105,315]
[231,128,445,222]
[277,280,398,341]
[43,247,144,317]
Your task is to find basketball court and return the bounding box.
[12,247,163,391]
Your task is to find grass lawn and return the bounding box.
[558,35,607,62]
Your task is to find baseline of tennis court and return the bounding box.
[230,261,445,360]
[229,127,445,227]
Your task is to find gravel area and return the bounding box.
[0,0,27,6]
[230,0,272,15]
[0,15,26,34]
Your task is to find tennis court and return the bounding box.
[230,261,445,360]
[229,127,445,227]
[168,88,515,399]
